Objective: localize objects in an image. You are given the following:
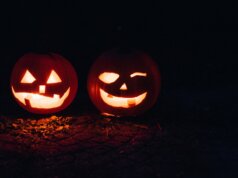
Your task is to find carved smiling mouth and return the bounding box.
[100,89,147,108]
[12,87,70,109]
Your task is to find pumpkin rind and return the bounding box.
[87,49,161,117]
[11,53,78,114]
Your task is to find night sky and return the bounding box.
[0,1,236,116]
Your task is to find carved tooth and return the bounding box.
[54,94,60,99]
[107,94,113,98]
[26,94,32,100]
[127,98,136,107]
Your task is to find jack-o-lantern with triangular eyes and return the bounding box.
[11,53,78,114]
[87,49,161,117]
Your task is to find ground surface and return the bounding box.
[0,114,162,178]
[0,110,235,178]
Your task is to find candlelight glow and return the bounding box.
[100,88,147,108]
[21,70,36,83]
[47,70,62,84]
[12,87,70,109]
[130,72,147,78]
[99,72,119,84]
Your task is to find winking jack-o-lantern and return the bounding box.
[87,49,161,117]
[11,53,78,114]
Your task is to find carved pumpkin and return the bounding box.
[11,53,78,114]
[87,49,161,117]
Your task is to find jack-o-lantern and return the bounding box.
[87,49,161,117]
[11,53,78,114]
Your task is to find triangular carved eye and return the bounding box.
[47,70,62,84]
[21,70,36,83]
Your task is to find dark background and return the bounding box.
[0,0,237,177]
[0,1,236,115]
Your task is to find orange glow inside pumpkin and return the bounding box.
[21,70,36,83]
[12,70,70,109]
[39,85,46,93]
[99,72,119,84]
[120,83,127,90]
[130,72,147,78]
[98,72,148,108]
[99,89,147,108]
[47,70,62,84]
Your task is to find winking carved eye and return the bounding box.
[87,49,161,117]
